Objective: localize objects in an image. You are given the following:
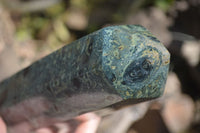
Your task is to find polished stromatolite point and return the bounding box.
[101,25,170,99]
[0,25,170,127]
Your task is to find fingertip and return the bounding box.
[76,113,101,122]
[0,117,7,133]
[35,127,53,133]
[75,113,101,133]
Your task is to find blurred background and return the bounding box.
[0,0,199,133]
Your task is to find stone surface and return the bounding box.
[0,25,170,128]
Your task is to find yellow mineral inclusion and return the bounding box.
[137,90,142,97]
[126,91,130,96]
[103,53,109,56]
[111,66,116,70]
[113,40,119,45]
[164,60,170,65]
[162,55,170,65]
[113,50,120,59]
[118,45,124,50]
[140,43,145,48]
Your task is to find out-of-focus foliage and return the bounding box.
[15,2,70,50]
[155,0,175,11]
[14,0,174,48]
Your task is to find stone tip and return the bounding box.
[100,25,170,100]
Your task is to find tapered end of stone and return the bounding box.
[100,25,170,100]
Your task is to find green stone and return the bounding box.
[0,25,170,127]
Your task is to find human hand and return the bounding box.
[0,117,6,133]
[0,113,101,133]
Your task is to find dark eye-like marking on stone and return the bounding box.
[122,58,153,85]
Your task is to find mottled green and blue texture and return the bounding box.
[0,25,170,125]
[101,25,170,99]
